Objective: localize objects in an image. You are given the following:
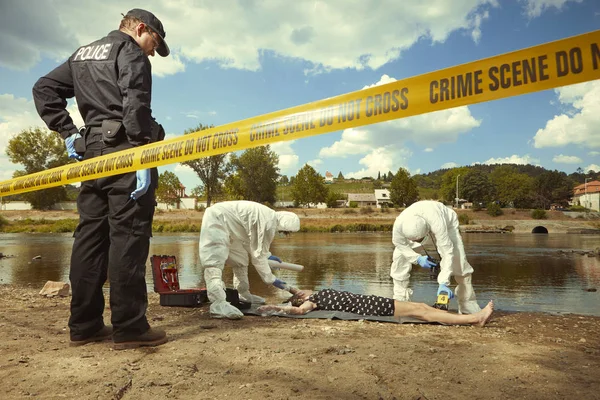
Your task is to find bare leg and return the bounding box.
[394,300,494,327]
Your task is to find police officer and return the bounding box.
[32,9,169,350]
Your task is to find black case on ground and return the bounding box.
[151,255,251,309]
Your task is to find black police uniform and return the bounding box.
[32,30,163,342]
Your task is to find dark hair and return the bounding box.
[286,293,305,307]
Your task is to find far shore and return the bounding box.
[1,207,599,234]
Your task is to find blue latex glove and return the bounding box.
[130,169,151,200]
[417,255,437,269]
[268,255,282,263]
[437,284,455,299]
[65,133,83,161]
[272,278,289,290]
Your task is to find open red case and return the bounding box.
[150,255,207,307]
[150,255,250,309]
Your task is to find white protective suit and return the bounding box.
[390,200,481,314]
[199,201,300,319]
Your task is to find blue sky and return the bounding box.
[1,0,599,192]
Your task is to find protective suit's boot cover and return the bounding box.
[232,268,266,304]
[392,280,413,302]
[238,292,266,304]
[455,274,482,314]
[204,267,244,319]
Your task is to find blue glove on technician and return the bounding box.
[437,284,454,299]
[268,255,282,263]
[272,278,289,290]
[65,133,83,161]
[130,169,151,200]
[417,255,437,269]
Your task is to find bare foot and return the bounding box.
[474,301,494,327]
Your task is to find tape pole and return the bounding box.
[1,29,599,197]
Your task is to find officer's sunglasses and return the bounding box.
[146,28,160,50]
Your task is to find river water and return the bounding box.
[1,232,599,315]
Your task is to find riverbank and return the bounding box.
[1,284,598,399]
[1,208,598,234]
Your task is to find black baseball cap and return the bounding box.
[125,8,170,57]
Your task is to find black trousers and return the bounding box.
[68,136,157,341]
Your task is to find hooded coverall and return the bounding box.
[199,201,300,319]
[391,200,481,314]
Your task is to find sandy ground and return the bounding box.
[1,285,599,400]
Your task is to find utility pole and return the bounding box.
[584,177,591,211]
[455,174,460,209]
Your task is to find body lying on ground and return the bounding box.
[257,288,494,327]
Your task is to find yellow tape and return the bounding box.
[1,30,599,197]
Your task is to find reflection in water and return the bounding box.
[1,232,598,315]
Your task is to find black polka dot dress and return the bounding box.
[307,288,395,316]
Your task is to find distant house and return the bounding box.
[324,171,334,184]
[572,180,600,211]
[347,193,377,207]
[374,189,393,208]
[157,183,196,210]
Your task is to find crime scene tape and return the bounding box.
[1,29,599,197]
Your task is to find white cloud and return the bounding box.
[271,140,299,174]
[0,94,49,181]
[589,151,600,157]
[533,81,600,149]
[478,154,540,165]
[585,164,600,173]
[552,154,582,164]
[149,53,186,77]
[441,162,459,169]
[345,147,412,179]
[424,148,434,153]
[1,1,499,74]
[318,75,480,177]
[522,0,583,18]
[306,159,323,168]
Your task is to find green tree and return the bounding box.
[190,185,204,199]
[337,171,344,180]
[389,167,419,207]
[439,167,469,203]
[291,164,328,207]
[6,128,71,210]
[224,145,280,205]
[279,175,289,185]
[180,123,229,207]
[155,171,183,206]
[490,166,534,208]
[325,191,345,208]
[461,169,496,205]
[533,170,573,209]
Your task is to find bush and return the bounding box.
[487,202,503,217]
[380,206,390,213]
[342,208,356,215]
[569,205,588,212]
[472,202,483,211]
[195,204,206,212]
[349,201,358,208]
[0,215,9,230]
[531,209,547,219]
[52,219,78,233]
[458,213,470,225]
[360,206,374,215]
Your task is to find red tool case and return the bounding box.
[150,255,250,309]
[150,255,207,307]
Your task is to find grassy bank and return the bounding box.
[0,216,393,234]
[1,208,597,234]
